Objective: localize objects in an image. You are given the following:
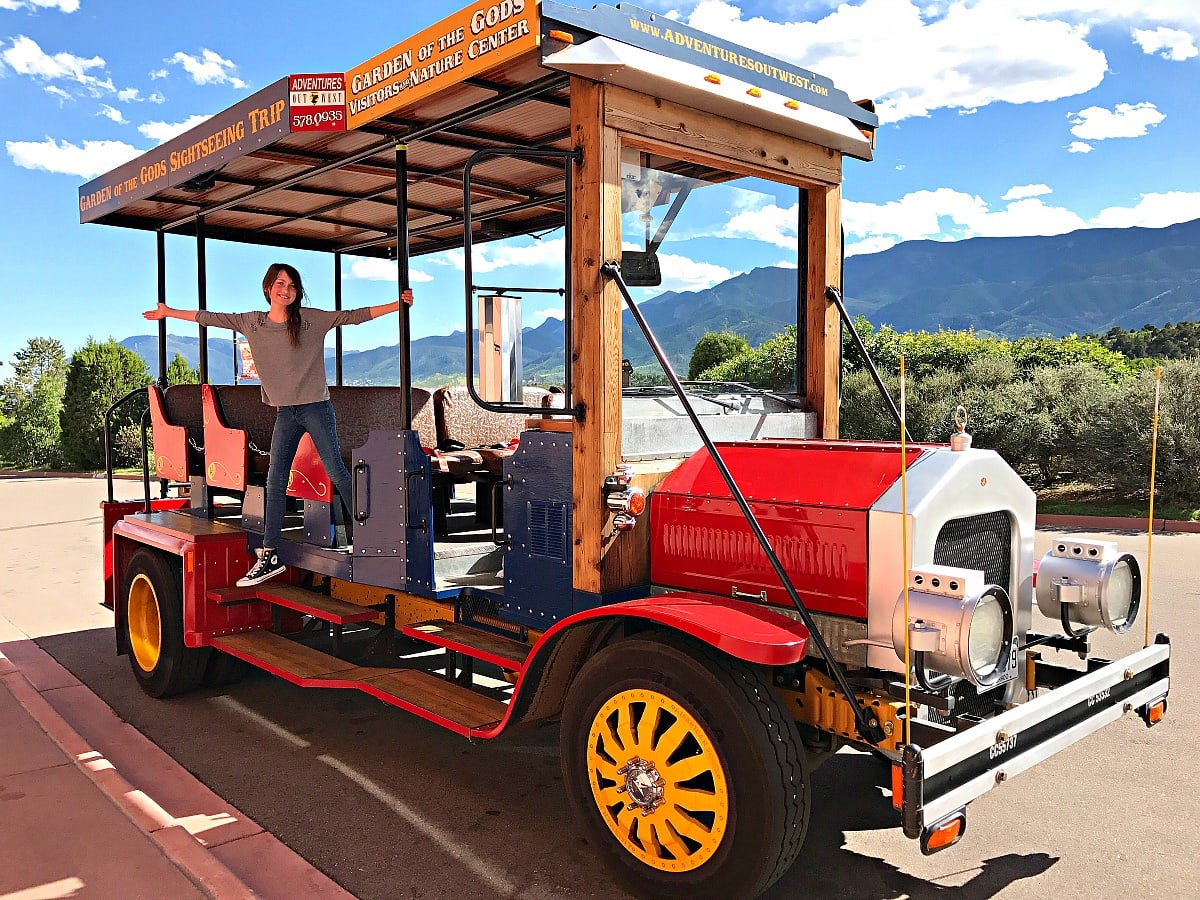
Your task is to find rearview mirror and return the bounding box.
[620,250,661,287]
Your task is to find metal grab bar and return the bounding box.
[103,386,151,504]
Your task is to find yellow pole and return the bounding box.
[1145,366,1161,648]
[900,355,911,744]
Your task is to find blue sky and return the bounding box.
[2,0,1199,366]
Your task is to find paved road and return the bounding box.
[1,475,1195,900]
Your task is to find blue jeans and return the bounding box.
[263,400,353,548]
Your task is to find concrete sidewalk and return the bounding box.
[0,617,355,900]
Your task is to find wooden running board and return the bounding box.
[402,619,531,670]
[211,631,507,735]
[208,583,378,625]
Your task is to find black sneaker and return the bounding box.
[237,548,285,587]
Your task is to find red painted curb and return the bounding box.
[2,668,251,898]
[0,634,354,900]
[1036,514,1200,533]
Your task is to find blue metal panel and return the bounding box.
[348,430,434,594]
[503,431,574,630]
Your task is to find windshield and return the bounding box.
[618,150,802,392]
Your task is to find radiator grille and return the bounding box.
[529,500,568,561]
[932,510,1012,593]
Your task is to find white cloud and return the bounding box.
[5,137,140,178]
[0,35,113,95]
[346,258,434,283]
[681,0,1109,123]
[116,87,140,102]
[845,185,1200,255]
[1092,191,1200,228]
[1003,183,1052,201]
[97,104,125,124]
[1067,140,1094,153]
[43,84,70,102]
[1069,102,1165,140]
[721,200,799,250]
[443,238,565,274]
[138,115,211,144]
[166,49,247,88]
[1132,26,1198,59]
[657,252,739,292]
[0,0,80,11]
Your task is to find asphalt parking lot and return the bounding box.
[1,475,1195,900]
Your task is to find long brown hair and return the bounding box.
[261,263,306,347]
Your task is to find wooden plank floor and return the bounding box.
[213,631,359,679]
[406,620,530,667]
[255,583,380,624]
[361,670,507,729]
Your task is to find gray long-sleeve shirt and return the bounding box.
[196,307,372,407]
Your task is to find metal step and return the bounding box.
[210,630,507,735]
[402,619,531,670]
[208,583,378,625]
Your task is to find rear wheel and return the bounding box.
[560,635,810,900]
[203,650,250,687]
[123,548,208,698]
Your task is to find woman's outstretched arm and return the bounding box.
[365,288,414,320]
[143,303,199,323]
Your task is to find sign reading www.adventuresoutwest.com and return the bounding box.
[78,79,291,223]
[345,0,538,130]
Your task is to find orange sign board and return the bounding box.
[345,0,540,130]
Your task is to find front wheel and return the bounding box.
[123,548,208,698]
[560,635,810,900]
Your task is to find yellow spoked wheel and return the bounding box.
[561,635,810,900]
[586,688,729,872]
[126,572,163,673]
[122,548,209,698]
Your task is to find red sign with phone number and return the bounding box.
[289,73,346,133]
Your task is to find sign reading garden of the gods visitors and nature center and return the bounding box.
[344,0,538,129]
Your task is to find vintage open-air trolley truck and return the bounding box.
[83,2,1170,897]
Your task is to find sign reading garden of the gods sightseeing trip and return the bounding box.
[78,79,290,222]
[344,0,538,130]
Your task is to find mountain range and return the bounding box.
[123,217,1200,384]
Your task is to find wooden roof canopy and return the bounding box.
[78,1,877,262]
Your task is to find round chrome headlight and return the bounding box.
[1036,540,1141,634]
[968,592,1007,679]
[893,567,1016,688]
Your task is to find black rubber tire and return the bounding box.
[203,650,251,687]
[122,548,209,698]
[560,634,810,900]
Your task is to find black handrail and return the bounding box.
[462,146,584,421]
[139,408,153,513]
[102,386,150,503]
[826,285,912,443]
[602,261,886,745]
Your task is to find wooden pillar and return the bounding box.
[570,79,622,595]
[806,182,842,438]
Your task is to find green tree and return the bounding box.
[59,339,152,470]
[701,325,798,389]
[688,331,751,380]
[166,352,199,385]
[0,338,68,469]
[1079,360,1200,503]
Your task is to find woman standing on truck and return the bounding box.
[144,263,413,586]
